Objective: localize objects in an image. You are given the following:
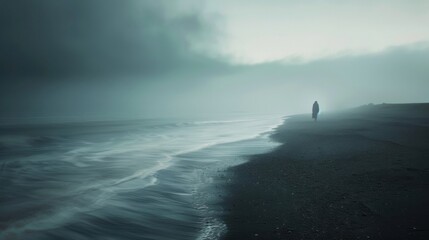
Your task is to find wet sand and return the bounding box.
[222,103,429,240]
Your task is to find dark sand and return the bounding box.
[222,104,429,240]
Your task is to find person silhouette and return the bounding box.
[312,101,319,121]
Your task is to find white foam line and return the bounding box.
[1,115,285,239]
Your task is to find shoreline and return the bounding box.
[220,103,429,239]
[0,116,281,240]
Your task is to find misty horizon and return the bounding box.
[2,1,429,240]
[1,0,429,120]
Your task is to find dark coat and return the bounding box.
[312,102,319,119]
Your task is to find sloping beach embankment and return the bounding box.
[221,103,429,240]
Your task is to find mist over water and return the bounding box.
[0,114,282,240]
[1,1,428,239]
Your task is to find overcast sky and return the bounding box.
[207,0,429,63]
[1,0,428,121]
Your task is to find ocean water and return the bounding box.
[0,115,282,240]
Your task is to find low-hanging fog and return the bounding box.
[1,0,429,122]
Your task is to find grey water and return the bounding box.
[0,115,282,240]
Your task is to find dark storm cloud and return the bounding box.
[1,0,429,121]
[0,0,224,80]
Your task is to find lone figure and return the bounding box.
[312,101,319,121]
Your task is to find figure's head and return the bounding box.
[314,101,318,104]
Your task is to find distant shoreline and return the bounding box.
[220,103,429,239]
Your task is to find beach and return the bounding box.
[221,104,429,240]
